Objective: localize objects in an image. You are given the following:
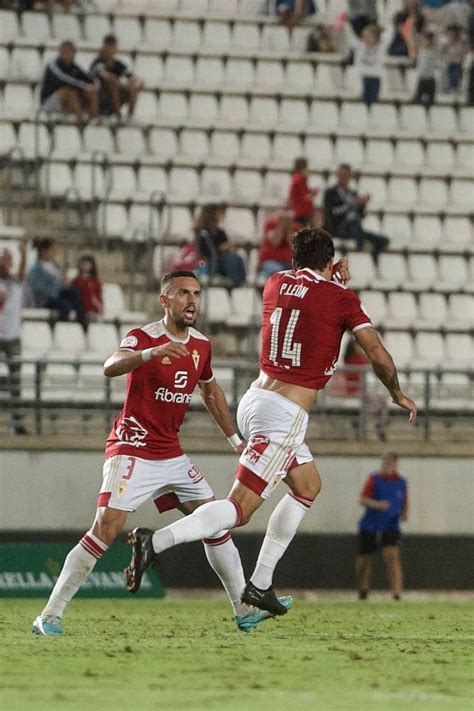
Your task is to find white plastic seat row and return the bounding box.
[360,291,474,330]
[382,331,474,369]
[21,321,119,357]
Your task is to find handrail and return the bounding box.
[62,186,82,270]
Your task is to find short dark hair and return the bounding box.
[160,271,201,294]
[382,452,398,462]
[338,162,352,172]
[32,237,56,256]
[291,227,334,271]
[103,33,118,45]
[60,40,76,51]
[293,157,308,173]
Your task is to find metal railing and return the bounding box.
[1,356,473,440]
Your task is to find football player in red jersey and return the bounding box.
[33,271,287,636]
[128,230,416,617]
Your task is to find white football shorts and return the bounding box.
[236,387,313,499]
[98,454,214,513]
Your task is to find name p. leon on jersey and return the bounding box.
[106,320,213,460]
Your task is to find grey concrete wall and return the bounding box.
[1,451,472,534]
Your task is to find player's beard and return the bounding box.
[174,312,197,330]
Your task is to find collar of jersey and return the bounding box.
[298,267,328,281]
[161,319,191,344]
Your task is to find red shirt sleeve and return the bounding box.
[361,475,375,498]
[199,343,214,383]
[340,289,372,333]
[119,328,151,352]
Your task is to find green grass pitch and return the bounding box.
[1,599,473,711]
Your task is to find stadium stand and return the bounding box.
[0,0,472,436]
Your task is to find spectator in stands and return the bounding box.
[343,339,388,441]
[441,24,469,93]
[259,211,295,277]
[356,453,408,600]
[354,24,387,106]
[27,239,86,328]
[311,205,326,229]
[324,163,389,256]
[0,242,28,435]
[194,205,246,288]
[72,255,103,324]
[40,41,98,123]
[413,31,438,105]
[90,34,143,123]
[387,14,410,57]
[288,158,320,226]
[275,0,316,30]
[348,0,378,36]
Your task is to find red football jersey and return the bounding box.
[105,320,213,460]
[260,268,372,389]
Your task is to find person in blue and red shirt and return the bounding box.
[356,453,408,600]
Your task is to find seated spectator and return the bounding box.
[194,205,246,288]
[306,24,336,53]
[27,238,86,327]
[324,163,389,256]
[387,15,409,57]
[441,24,469,93]
[90,34,143,123]
[288,158,320,226]
[72,255,103,324]
[413,31,438,105]
[259,211,295,277]
[40,41,98,123]
[276,0,316,30]
[354,24,388,106]
[348,0,378,37]
[0,242,28,435]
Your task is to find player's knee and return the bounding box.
[293,477,321,502]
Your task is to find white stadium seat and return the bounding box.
[415,293,447,330]
[168,168,200,200]
[224,59,254,89]
[171,21,202,50]
[201,168,233,200]
[339,102,368,132]
[449,180,474,210]
[358,176,386,208]
[255,60,285,91]
[167,206,194,239]
[3,85,33,117]
[385,292,417,329]
[51,13,82,40]
[310,101,339,133]
[413,333,445,367]
[188,94,219,126]
[87,323,119,357]
[9,48,42,81]
[195,57,224,89]
[359,291,386,327]
[22,322,52,356]
[347,253,376,289]
[110,166,137,200]
[83,126,114,156]
[315,65,344,97]
[178,129,209,161]
[40,163,73,198]
[261,25,290,52]
[365,139,394,169]
[202,21,232,51]
[418,178,448,209]
[399,105,427,135]
[262,171,290,203]
[18,123,50,159]
[143,19,172,48]
[218,96,248,127]
[227,287,262,327]
[304,136,334,170]
[387,177,417,209]
[241,133,272,167]
[394,140,424,169]
[249,97,278,129]
[224,208,256,243]
[116,127,146,158]
[98,204,128,237]
[425,142,454,171]
[83,14,112,44]
[0,122,16,155]
[20,11,51,42]
[137,166,167,196]
[204,287,232,324]
[428,106,457,135]
[446,294,474,331]
[382,215,411,248]
[271,134,302,169]
[436,256,468,293]
[148,128,178,160]
[445,334,473,369]
[52,323,86,356]
[233,169,263,202]
[285,61,314,92]
[443,217,472,251]
[135,91,159,119]
[459,107,474,135]
[454,142,474,172]
[368,103,398,132]
[334,138,364,168]
[209,131,240,165]
[406,255,438,291]
[412,216,443,250]
[163,56,194,88]
[134,55,163,87]
[374,254,407,290]
[52,125,82,160]
[113,17,143,50]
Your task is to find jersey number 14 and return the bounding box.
[269,307,302,367]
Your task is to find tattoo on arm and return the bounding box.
[371,358,401,398]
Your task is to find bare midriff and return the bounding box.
[251,370,319,414]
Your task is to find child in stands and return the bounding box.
[72,255,103,323]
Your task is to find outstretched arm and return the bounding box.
[103,341,189,377]
[198,379,244,454]
[355,327,417,424]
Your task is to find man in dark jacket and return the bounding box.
[324,163,389,256]
[90,34,143,122]
[40,41,98,122]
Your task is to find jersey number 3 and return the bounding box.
[269,307,302,367]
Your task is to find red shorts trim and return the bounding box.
[289,492,313,509]
[236,464,267,497]
[154,492,181,513]
[203,532,232,546]
[97,492,111,508]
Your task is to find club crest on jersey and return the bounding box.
[192,349,200,369]
[162,356,171,365]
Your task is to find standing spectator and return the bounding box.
[442,24,469,93]
[288,158,320,226]
[413,31,438,105]
[324,163,389,256]
[354,24,387,106]
[194,205,246,288]
[348,0,378,36]
[356,453,408,600]
[259,211,295,277]
[90,35,143,123]
[40,41,98,123]
[27,239,86,327]
[0,242,28,435]
[387,14,410,57]
[72,255,103,324]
